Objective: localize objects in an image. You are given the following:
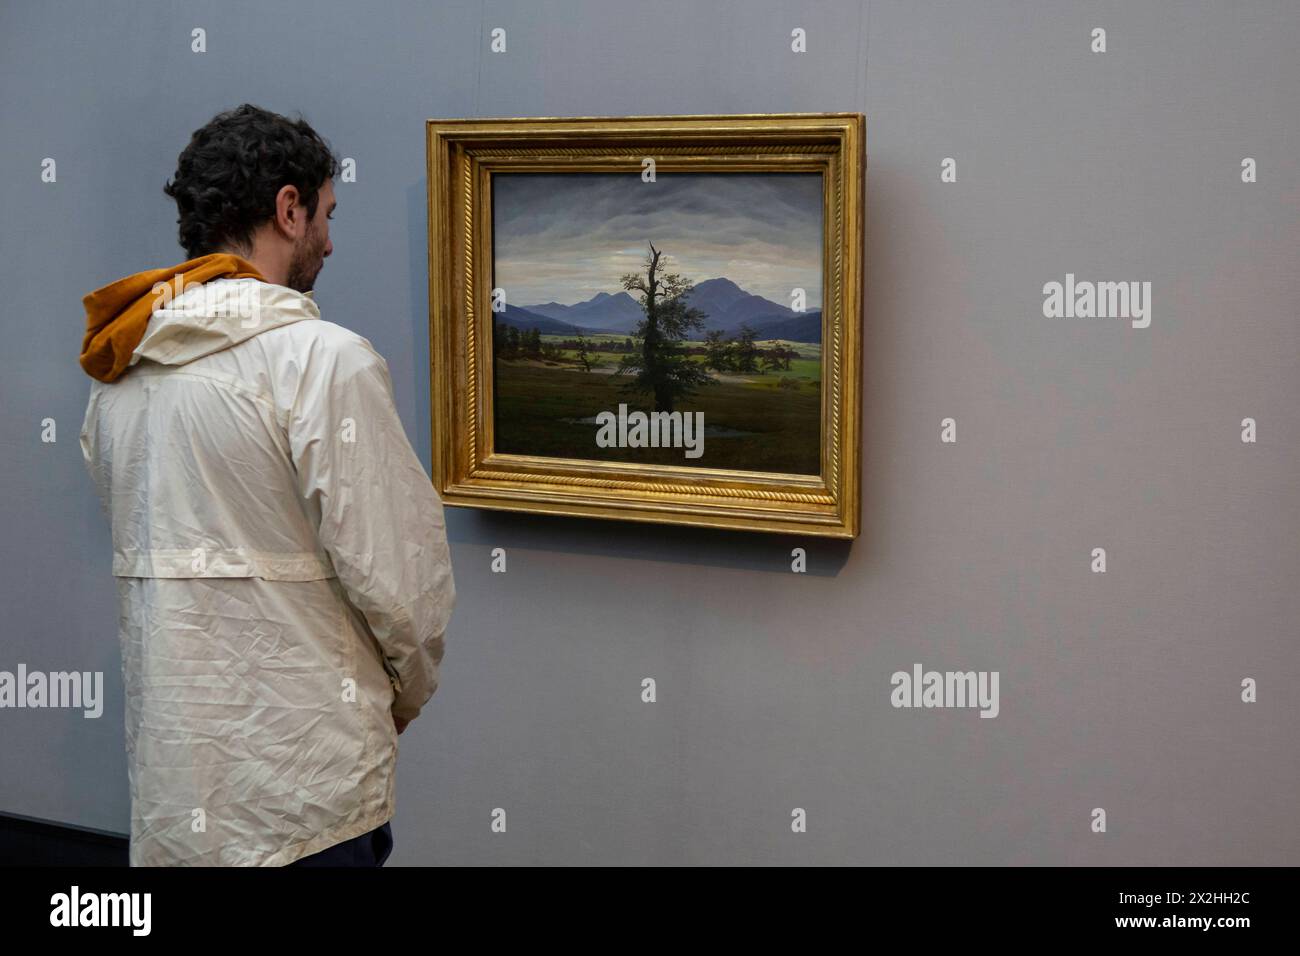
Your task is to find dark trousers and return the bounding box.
[288,821,393,867]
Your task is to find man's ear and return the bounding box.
[274,184,305,240]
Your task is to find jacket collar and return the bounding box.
[130,278,320,369]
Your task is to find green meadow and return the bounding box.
[493,335,823,474]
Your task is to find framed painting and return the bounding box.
[426,112,863,538]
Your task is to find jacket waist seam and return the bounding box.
[112,547,336,580]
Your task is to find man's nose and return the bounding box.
[324,239,333,258]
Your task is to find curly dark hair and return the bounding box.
[163,104,340,258]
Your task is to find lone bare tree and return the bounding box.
[615,242,714,413]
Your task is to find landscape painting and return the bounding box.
[490,172,824,475]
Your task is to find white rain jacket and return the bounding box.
[79,276,456,866]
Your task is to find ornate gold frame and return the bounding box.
[425,112,863,538]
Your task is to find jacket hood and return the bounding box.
[79,254,319,381]
[132,278,320,371]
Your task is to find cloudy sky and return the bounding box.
[492,172,823,308]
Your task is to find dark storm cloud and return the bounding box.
[492,172,823,308]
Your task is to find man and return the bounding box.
[77,104,456,866]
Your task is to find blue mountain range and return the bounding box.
[495,277,822,343]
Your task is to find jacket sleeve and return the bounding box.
[288,330,456,722]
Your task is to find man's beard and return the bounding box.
[285,230,325,293]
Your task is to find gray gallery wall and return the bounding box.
[1,0,1296,865]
